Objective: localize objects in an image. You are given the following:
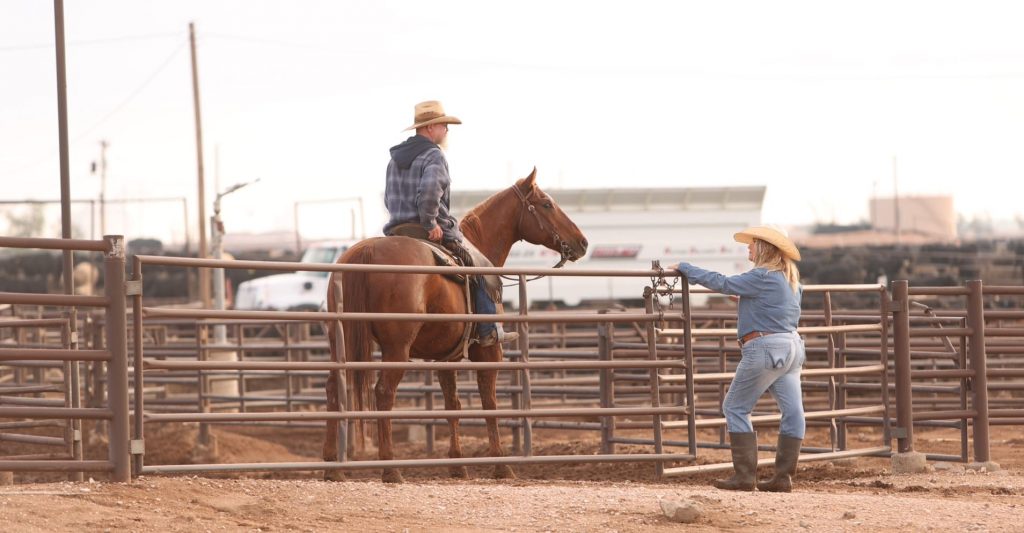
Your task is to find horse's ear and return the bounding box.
[516,167,538,191]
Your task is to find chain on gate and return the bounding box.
[651,263,680,313]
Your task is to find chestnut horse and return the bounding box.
[322,169,588,483]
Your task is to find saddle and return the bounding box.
[387,223,503,304]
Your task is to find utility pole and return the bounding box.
[93,140,108,236]
[190,21,211,308]
[893,156,901,244]
[53,0,72,290]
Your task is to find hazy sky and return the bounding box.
[3,1,1024,243]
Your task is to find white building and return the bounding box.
[451,186,765,307]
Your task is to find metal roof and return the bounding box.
[450,186,765,213]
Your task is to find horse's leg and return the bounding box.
[322,368,346,481]
[375,366,406,483]
[437,369,469,478]
[474,347,516,480]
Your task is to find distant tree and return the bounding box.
[5,205,46,237]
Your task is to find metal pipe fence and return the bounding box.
[3,241,1021,481]
[0,235,130,482]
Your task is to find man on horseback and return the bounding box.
[383,100,515,347]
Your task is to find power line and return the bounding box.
[7,40,188,178]
[0,31,184,52]
[70,40,188,143]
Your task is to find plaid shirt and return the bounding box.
[383,145,463,243]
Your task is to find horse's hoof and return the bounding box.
[382,469,405,484]
[449,466,470,479]
[493,465,516,480]
[323,469,346,482]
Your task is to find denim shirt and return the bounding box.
[675,263,803,337]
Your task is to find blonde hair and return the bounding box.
[753,239,800,293]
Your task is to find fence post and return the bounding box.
[598,315,613,455]
[966,280,995,468]
[518,274,533,457]
[103,235,131,482]
[890,280,927,473]
[644,286,664,478]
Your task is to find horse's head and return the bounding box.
[513,168,588,264]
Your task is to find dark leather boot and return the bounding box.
[757,434,803,492]
[713,432,758,491]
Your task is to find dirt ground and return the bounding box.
[2,422,1023,531]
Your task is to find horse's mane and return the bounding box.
[459,186,514,245]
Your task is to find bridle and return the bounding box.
[501,185,574,285]
[512,184,573,269]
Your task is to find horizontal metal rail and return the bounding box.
[137,254,668,277]
[659,363,886,384]
[139,452,698,475]
[0,433,66,446]
[0,236,109,252]
[143,359,685,372]
[145,405,688,423]
[0,348,109,362]
[661,405,885,430]
[0,292,109,307]
[0,460,113,472]
[142,307,661,323]
[0,384,64,394]
[658,323,883,337]
[0,407,113,420]
[0,318,68,328]
[682,284,884,294]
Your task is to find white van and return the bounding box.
[234,240,358,311]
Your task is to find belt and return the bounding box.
[738,330,771,347]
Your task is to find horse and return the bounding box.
[322,169,588,483]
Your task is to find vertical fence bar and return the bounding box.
[331,277,348,462]
[958,333,969,462]
[61,313,80,480]
[891,280,914,453]
[598,317,613,455]
[196,322,210,445]
[680,276,696,458]
[966,280,990,463]
[103,235,131,482]
[717,334,726,446]
[424,369,435,454]
[824,291,838,450]
[518,274,533,457]
[131,256,144,477]
[284,324,294,416]
[69,308,83,476]
[644,287,664,478]
[878,286,893,449]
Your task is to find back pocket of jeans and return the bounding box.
[764,343,791,370]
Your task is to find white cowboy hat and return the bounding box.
[403,100,462,131]
[734,224,801,261]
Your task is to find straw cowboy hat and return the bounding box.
[734,224,802,261]
[403,100,462,131]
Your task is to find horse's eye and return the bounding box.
[543,202,553,209]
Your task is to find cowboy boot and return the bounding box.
[757,434,803,492]
[713,432,758,491]
[477,325,519,347]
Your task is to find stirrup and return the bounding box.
[475,327,518,347]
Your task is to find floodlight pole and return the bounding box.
[211,179,259,343]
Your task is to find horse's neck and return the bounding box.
[461,191,519,266]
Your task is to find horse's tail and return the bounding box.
[332,243,375,448]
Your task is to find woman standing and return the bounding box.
[669,225,806,492]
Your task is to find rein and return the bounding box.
[501,185,572,286]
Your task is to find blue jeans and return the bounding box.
[723,332,806,438]
[473,280,496,336]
